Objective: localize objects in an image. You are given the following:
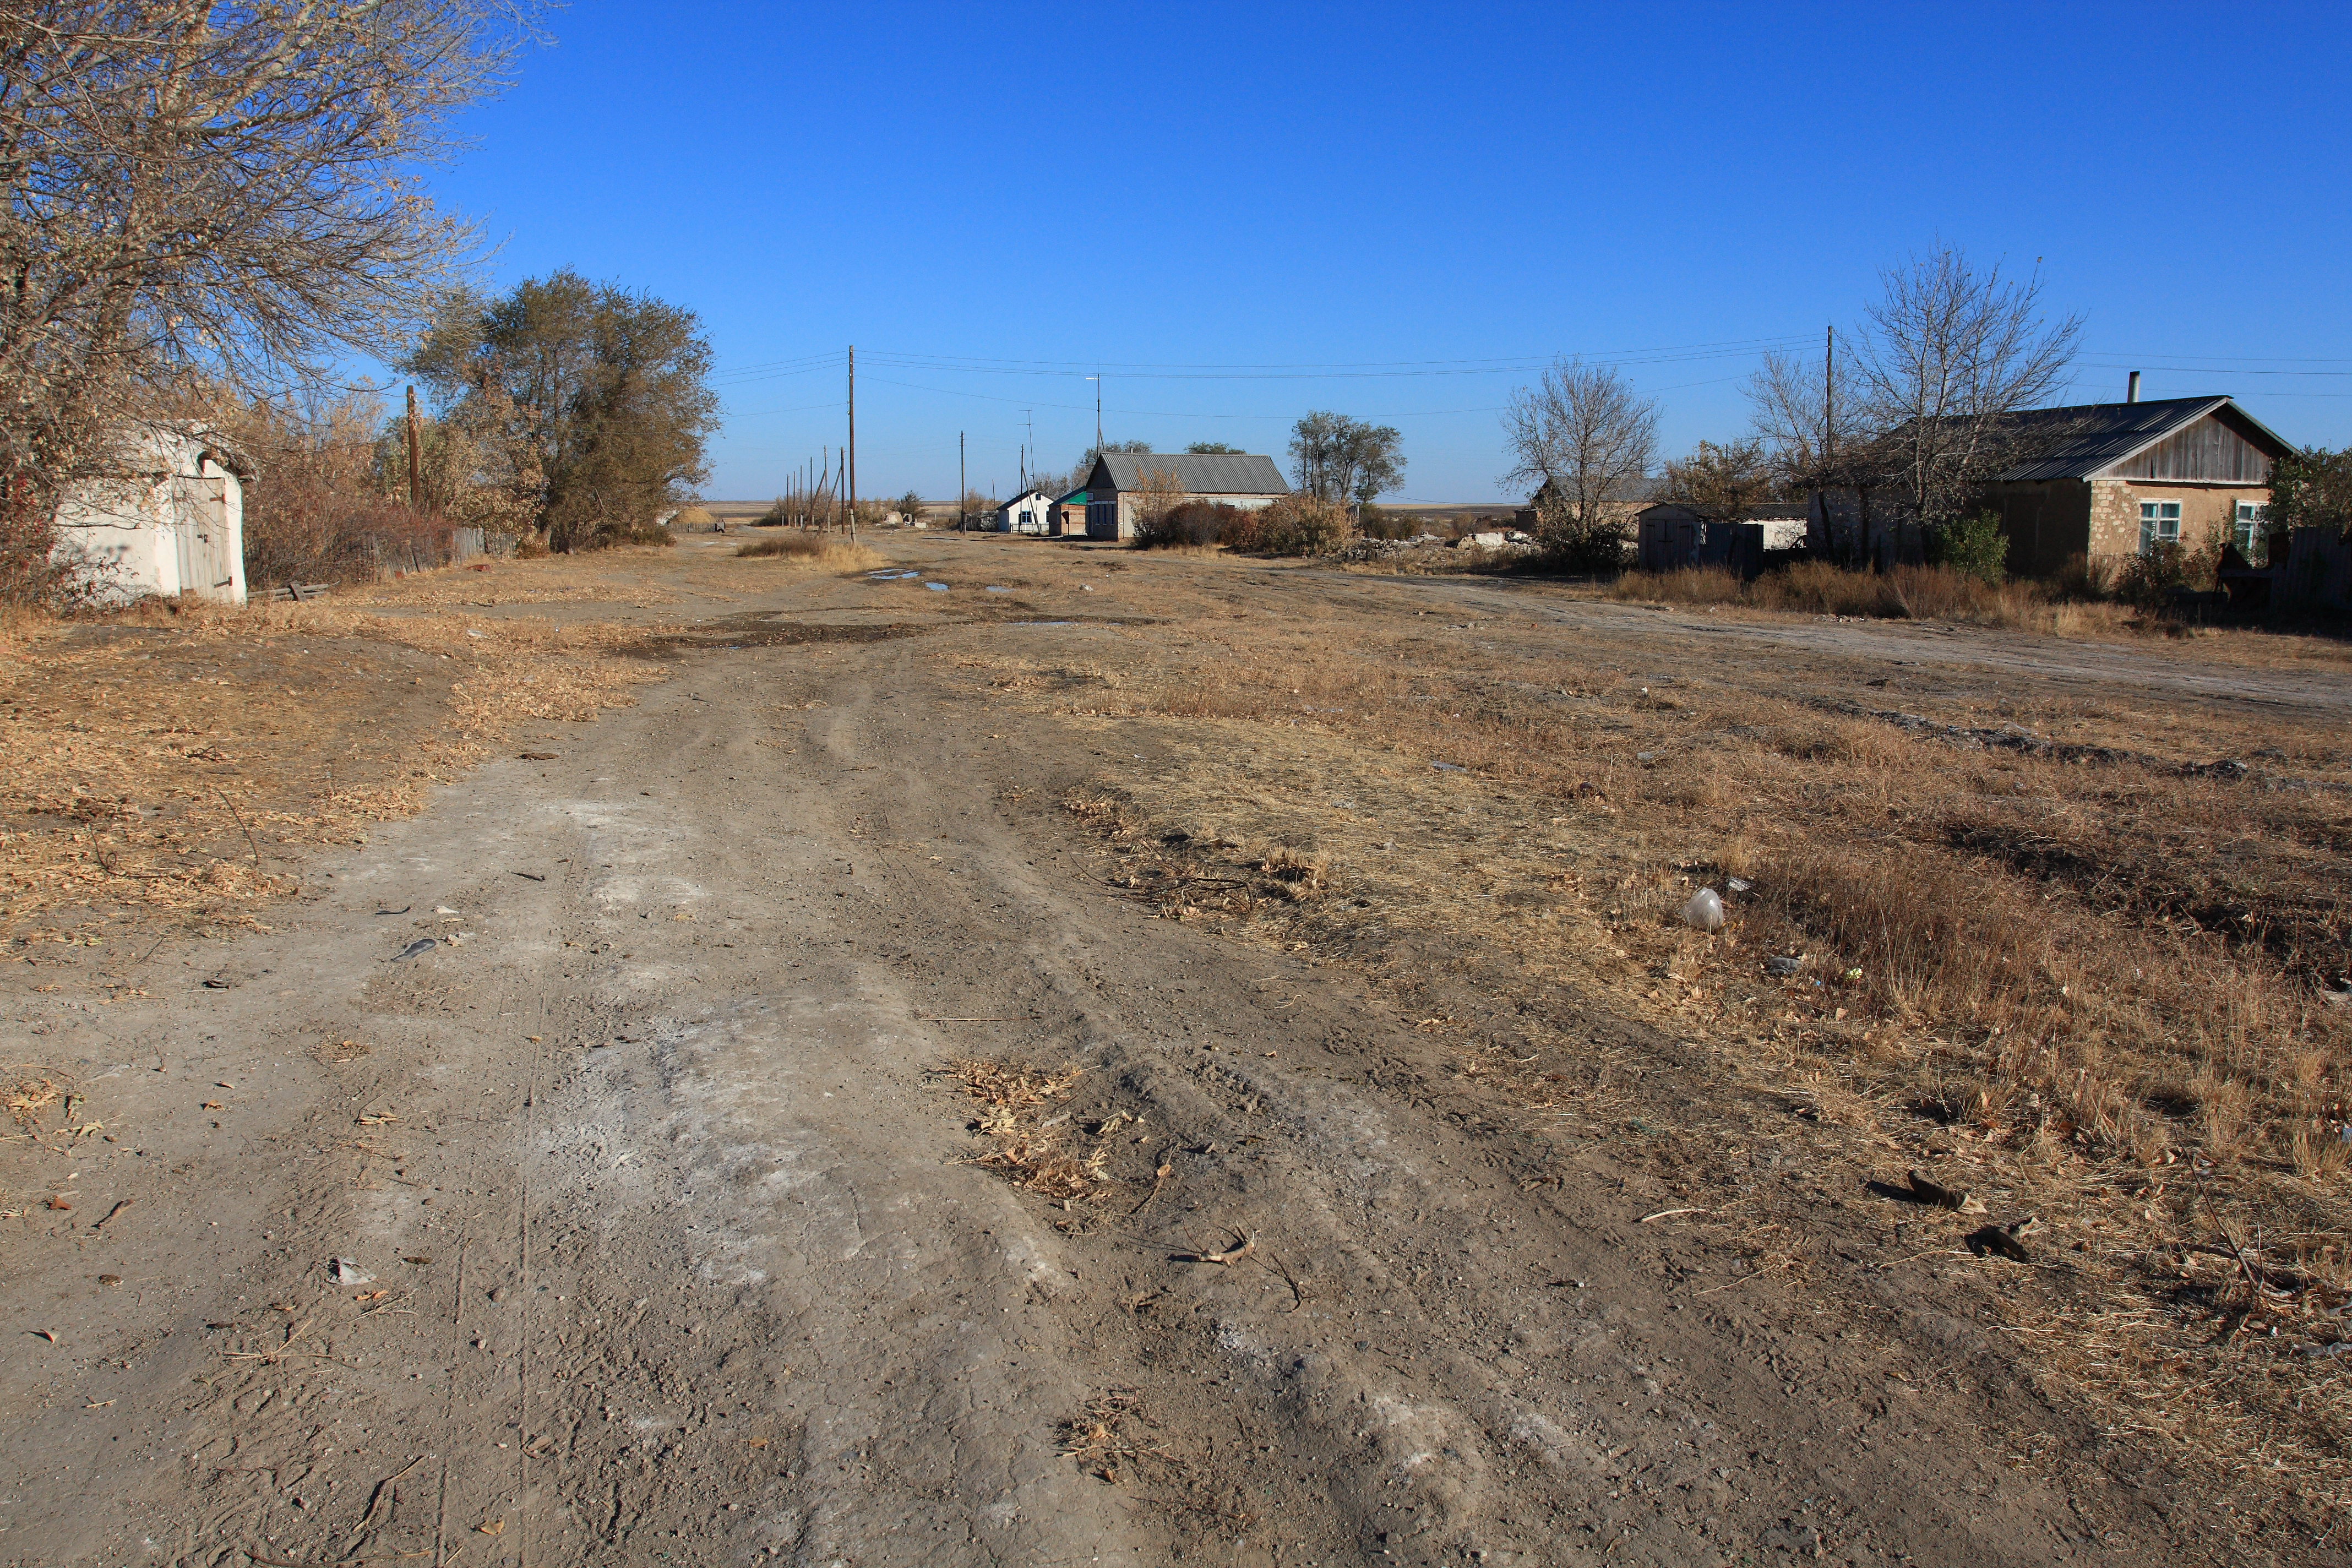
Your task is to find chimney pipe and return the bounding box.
[2127,371,2141,403]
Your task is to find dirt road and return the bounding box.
[3,537,2307,1566]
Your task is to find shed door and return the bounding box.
[175,477,234,599]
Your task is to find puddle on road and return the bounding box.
[984,586,1012,594]
[925,582,951,593]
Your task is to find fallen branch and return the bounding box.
[1177,1229,1256,1266]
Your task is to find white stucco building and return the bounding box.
[52,429,249,605]
[994,488,1057,535]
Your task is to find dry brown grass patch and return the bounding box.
[945,1058,1109,1199]
[734,534,886,571]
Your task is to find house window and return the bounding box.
[2234,499,2268,558]
[2138,500,2181,553]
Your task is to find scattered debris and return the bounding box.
[1638,1207,1709,1224]
[1765,954,1805,977]
[373,906,411,916]
[29,1329,56,1343]
[329,1258,373,1285]
[1904,1170,1973,1211]
[1177,1229,1257,1266]
[1682,888,1724,932]
[91,1199,132,1231]
[43,1195,71,1212]
[393,938,435,962]
[1964,1218,2038,1262]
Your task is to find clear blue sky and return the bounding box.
[417,1,2352,503]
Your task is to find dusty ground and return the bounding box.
[3,532,2348,1567]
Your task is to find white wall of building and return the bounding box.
[52,430,247,605]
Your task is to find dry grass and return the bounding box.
[734,533,886,570]
[944,1058,1110,1200]
[0,596,665,934]
[948,553,2352,1532]
[1609,560,2106,629]
[339,549,685,607]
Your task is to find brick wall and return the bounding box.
[2089,481,2272,559]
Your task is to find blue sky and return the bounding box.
[417,1,2352,503]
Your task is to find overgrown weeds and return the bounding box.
[734,532,884,571]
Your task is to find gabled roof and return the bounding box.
[1989,396,2291,482]
[997,488,1053,507]
[1091,451,1289,495]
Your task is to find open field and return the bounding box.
[2,532,2348,1565]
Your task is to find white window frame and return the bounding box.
[2138,499,2182,554]
[2234,499,2268,557]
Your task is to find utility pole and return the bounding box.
[1823,325,1835,469]
[1090,373,1102,455]
[846,345,857,543]
[404,385,423,513]
[959,431,966,532]
[1025,410,1035,488]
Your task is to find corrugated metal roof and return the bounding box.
[1988,396,2290,482]
[1093,452,1290,495]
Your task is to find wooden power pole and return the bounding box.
[404,385,423,513]
[846,345,857,543]
[959,431,966,532]
[1823,325,1836,469]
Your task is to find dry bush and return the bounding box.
[1223,494,1353,557]
[734,533,883,570]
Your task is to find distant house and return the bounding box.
[994,488,1055,535]
[1635,503,1809,577]
[1069,451,1289,541]
[1811,395,2291,575]
[52,429,249,605]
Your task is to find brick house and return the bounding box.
[1979,396,2291,575]
[1809,394,2292,575]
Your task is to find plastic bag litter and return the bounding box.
[1682,888,1724,932]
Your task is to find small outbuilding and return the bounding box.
[52,429,249,605]
[1635,502,1809,576]
[1070,451,1289,541]
[994,488,1057,535]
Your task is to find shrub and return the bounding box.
[1225,494,1352,557]
[2115,541,2200,611]
[1930,510,2008,584]
[614,523,676,547]
[1134,500,1240,549]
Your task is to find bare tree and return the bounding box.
[1500,359,1658,569]
[0,0,534,598]
[1849,245,2081,533]
[1745,342,1862,494]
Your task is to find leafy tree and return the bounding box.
[1287,412,1405,511]
[1500,359,1657,570]
[2268,447,2352,537]
[1929,510,2008,584]
[1661,438,1776,518]
[407,271,717,551]
[1186,441,1242,454]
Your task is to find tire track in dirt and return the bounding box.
[0,602,2203,1565]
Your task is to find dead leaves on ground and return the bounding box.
[944,1059,1114,1200]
